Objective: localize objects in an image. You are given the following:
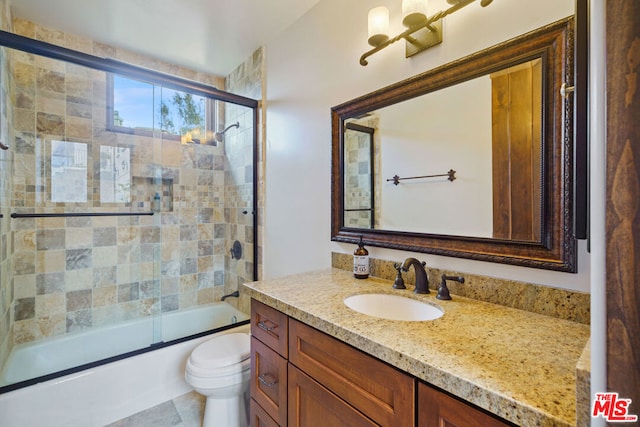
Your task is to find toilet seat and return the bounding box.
[186,333,250,378]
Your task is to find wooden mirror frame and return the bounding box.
[331,17,577,272]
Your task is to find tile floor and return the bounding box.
[106,392,205,427]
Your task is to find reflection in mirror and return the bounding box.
[344,122,376,229]
[345,58,543,241]
[332,17,577,272]
[491,60,542,241]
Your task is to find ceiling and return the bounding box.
[10,0,321,77]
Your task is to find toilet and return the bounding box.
[185,333,251,427]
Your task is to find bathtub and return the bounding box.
[0,302,250,427]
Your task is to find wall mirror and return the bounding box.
[331,17,577,272]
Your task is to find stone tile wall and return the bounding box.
[344,123,374,228]
[225,47,264,315]
[0,0,14,380]
[0,17,259,357]
[343,115,381,229]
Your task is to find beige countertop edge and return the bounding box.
[575,340,592,426]
[242,269,590,427]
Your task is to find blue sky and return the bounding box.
[112,74,206,133]
[112,75,155,128]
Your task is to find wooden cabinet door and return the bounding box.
[250,398,280,427]
[252,299,289,357]
[251,337,288,424]
[288,365,377,427]
[288,319,414,426]
[418,382,512,427]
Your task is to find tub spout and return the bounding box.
[221,290,240,301]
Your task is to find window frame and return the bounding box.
[106,73,217,142]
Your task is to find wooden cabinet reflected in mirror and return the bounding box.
[491,59,542,242]
[331,17,578,272]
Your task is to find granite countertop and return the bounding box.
[242,268,590,427]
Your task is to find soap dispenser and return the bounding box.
[353,236,369,279]
[152,192,161,213]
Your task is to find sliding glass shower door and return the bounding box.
[0,31,257,391]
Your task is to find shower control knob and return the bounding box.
[230,240,242,259]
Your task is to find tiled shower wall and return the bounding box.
[221,47,263,303]
[344,124,374,228]
[343,115,381,229]
[0,0,13,375]
[0,16,259,369]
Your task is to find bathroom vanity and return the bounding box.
[243,269,590,426]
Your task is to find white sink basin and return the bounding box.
[344,293,444,321]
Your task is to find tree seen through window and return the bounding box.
[109,74,212,142]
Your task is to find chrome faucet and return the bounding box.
[401,258,429,294]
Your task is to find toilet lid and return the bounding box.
[189,333,250,369]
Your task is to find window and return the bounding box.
[107,74,216,143]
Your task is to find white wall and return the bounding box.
[378,76,492,236]
[588,0,606,422]
[263,0,590,293]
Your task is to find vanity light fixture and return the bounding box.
[361,0,494,66]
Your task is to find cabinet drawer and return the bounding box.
[250,398,279,427]
[418,382,513,427]
[288,319,415,427]
[288,365,377,427]
[251,337,288,424]
[252,299,288,357]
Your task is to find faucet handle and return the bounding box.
[437,274,465,300]
[393,263,406,289]
[436,281,452,300]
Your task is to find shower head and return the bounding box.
[213,121,240,143]
[182,121,239,146]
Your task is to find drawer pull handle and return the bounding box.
[257,320,276,332]
[258,373,278,387]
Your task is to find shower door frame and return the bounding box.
[0,30,259,394]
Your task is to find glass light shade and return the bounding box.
[367,6,389,47]
[402,0,428,27]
